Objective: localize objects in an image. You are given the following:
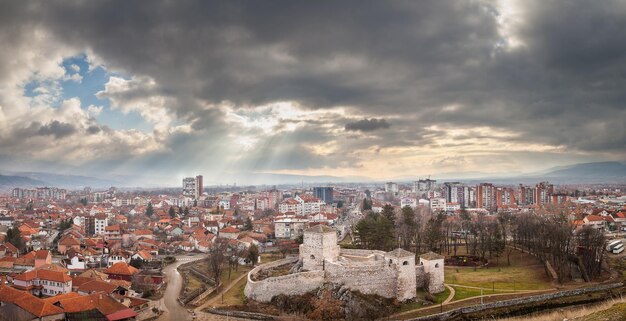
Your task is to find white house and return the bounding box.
[13,270,72,296]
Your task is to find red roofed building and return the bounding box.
[104,262,140,282]
[583,214,606,229]
[219,226,240,239]
[12,269,72,296]
[58,236,81,255]
[58,292,137,320]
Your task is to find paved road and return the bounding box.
[158,257,203,321]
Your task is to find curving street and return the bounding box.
[157,256,203,321]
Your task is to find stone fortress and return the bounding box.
[245,225,445,303]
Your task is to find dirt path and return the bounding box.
[443,284,455,304]
[391,288,555,319]
[445,283,555,293]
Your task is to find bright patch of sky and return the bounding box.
[24,54,153,133]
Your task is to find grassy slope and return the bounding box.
[445,248,552,301]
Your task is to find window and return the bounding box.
[310,255,315,259]
[403,261,409,266]
[435,263,439,268]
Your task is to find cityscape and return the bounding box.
[1,1,626,321]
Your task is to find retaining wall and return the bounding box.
[406,283,624,321]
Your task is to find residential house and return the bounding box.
[12,269,72,296]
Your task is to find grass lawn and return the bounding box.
[444,248,552,294]
[398,287,451,313]
[220,264,252,286]
[434,287,451,303]
[214,253,285,306]
[185,273,205,292]
[451,286,498,301]
[217,272,250,306]
[260,252,284,263]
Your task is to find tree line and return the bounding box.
[353,203,605,283]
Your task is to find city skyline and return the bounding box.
[0,1,625,185]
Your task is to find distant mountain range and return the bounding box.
[0,161,624,190]
[438,161,626,185]
[0,174,46,190]
[0,171,126,191]
[533,161,626,179]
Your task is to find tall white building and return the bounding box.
[182,175,203,199]
[385,182,398,193]
[413,179,436,193]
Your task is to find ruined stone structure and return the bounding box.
[245,225,445,302]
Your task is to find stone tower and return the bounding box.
[385,248,417,301]
[419,251,445,293]
[299,225,339,271]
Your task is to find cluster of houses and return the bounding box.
[0,247,150,320]
[571,207,626,231]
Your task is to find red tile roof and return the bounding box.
[105,262,139,276]
[219,226,240,234]
[14,294,64,317]
[14,269,72,283]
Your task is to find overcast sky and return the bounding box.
[0,1,624,184]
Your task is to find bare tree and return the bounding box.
[207,238,228,285]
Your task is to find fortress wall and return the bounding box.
[339,248,387,257]
[415,265,426,288]
[324,260,398,298]
[244,270,325,302]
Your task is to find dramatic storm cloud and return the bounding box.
[0,0,624,184]
[345,119,391,132]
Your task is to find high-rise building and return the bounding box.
[385,182,398,193]
[476,183,497,212]
[496,187,516,208]
[517,185,534,206]
[196,175,203,197]
[534,181,554,206]
[443,182,474,208]
[313,187,334,204]
[182,175,203,199]
[413,178,436,193]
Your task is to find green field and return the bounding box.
[444,248,552,301]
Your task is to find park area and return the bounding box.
[445,247,553,300]
[394,247,555,319]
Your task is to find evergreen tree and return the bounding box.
[243,217,253,231]
[183,206,190,215]
[381,204,395,225]
[145,202,154,218]
[6,227,25,252]
[168,206,176,218]
[247,244,259,265]
[354,212,395,251]
[362,199,372,211]
[400,206,416,250]
[59,219,72,232]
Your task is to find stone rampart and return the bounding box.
[244,257,324,302]
[325,260,398,298]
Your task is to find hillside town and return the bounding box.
[0,176,623,320]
